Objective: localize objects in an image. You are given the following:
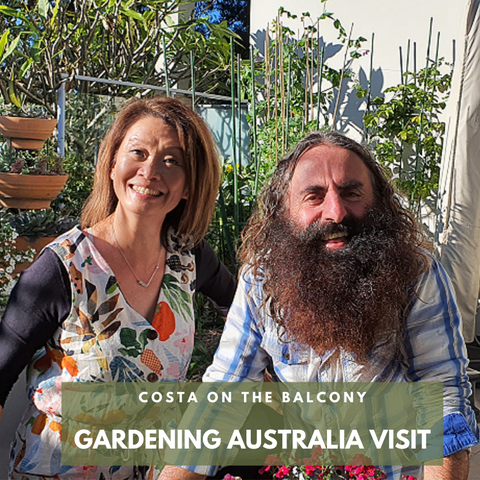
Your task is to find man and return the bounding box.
[161,132,479,479]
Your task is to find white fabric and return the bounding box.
[436,0,480,342]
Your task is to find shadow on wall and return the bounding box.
[333,66,385,135]
[251,28,386,137]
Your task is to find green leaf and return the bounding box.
[50,1,60,27]
[3,34,21,62]
[18,58,33,80]
[38,0,49,20]
[139,329,153,349]
[120,327,141,350]
[118,347,141,358]
[0,6,25,19]
[120,8,144,22]
[0,30,9,61]
[8,79,22,108]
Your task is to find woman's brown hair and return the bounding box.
[81,96,220,249]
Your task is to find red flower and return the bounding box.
[275,466,291,478]
[304,465,316,476]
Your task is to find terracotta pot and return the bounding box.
[0,172,69,209]
[14,236,57,274]
[0,116,57,150]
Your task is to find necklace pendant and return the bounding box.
[138,280,149,288]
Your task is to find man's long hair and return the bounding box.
[239,132,432,357]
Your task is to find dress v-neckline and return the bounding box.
[82,227,169,325]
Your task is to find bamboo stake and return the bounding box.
[251,45,260,198]
[413,41,417,85]
[405,39,411,83]
[332,23,354,130]
[274,15,279,163]
[286,53,292,150]
[304,21,309,125]
[399,46,404,84]
[230,38,239,229]
[412,17,433,208]
[266,24,271,121]
[316,46,324,130]
[364,32,374,140]
[237,53,242,176]
[280,18,285,155]
[310,29,314,124]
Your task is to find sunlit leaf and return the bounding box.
[38,0,49,20]
[0,30,9,61]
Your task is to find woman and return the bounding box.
[0,96,235,479]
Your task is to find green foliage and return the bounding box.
[8,209,77,241]
[53,153,95,219]
[0,212,34,309]
[363,60,452,208]
[0,142,64,175]
[0,0,236,115]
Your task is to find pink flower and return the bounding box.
[305,465,316,476]
[275,466,291,478]
[258,465,271,474]
[222,475,235,480]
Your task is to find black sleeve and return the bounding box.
[0,248,71,407]
[194,240,236,316]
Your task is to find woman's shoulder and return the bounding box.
[46,225,88,263]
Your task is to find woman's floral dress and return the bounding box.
[9,226,197,480]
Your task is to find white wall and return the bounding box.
[250,0,467,135]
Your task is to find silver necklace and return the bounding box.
[112,221,161,288]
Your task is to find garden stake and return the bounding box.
[399,46,404,84]
[364,32,375,140]
[286,53,293,151]
[266,24,271,121]
[280,19,286,155]
[406,39,411,83]
[414,41,417,86]
[332,23,354,130]
[316,46,324,131]
[190,51,195,108]
[412,17,433,208]
[274,15,279,163]
[237,53,242,176]
[217,189,236,267]
[250,45,260,199]
[229,38,239,232]
[310,29,315,123]
[162,35,170,97]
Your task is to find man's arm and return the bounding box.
[424,449,469,480]
[405,259,478,469]
[158,466,206,480]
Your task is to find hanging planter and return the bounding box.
[0,172,69,209]
[0,116,58,150]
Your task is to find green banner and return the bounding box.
[62,382,443,467]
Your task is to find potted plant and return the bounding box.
[7,209,78,273]
[0,144,69,210]
[0,103,57,150]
